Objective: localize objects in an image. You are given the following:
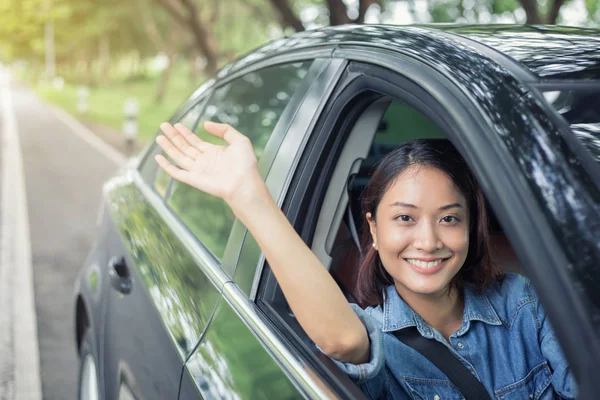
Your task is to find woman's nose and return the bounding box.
[413,221,442,252]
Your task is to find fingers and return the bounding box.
[172,123,215,153]
[155,135,194,170]
[203,121,249,145]
[160,123,203,158]
[154,154,192,185]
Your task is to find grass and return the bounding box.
[25,63,203,143]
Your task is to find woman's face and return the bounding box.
[367,165,470,300]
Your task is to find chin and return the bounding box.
[396,268,459,298]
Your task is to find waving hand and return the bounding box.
[154,121,260,205]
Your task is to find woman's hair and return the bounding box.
[355,139,503,307]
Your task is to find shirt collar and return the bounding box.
[381,284,502,336]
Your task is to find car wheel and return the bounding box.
[78,330,100,400]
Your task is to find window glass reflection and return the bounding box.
[153,101,205,198]
[543,90,600,164]
[169,61,312,260]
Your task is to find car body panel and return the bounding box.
[179,290,305,399]
[217,25,600,85]
[100,175,223,399]
[432,24,600,80]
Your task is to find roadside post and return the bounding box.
[123,97,139,155]
[77,86,88,114]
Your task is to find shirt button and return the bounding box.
[457,342,464,349]
[433,395,441,400]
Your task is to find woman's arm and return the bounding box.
[155,121,370,363]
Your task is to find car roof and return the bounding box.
[223,24,600,82]
[430,24,600,80]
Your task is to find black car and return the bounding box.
[74,24,600,400]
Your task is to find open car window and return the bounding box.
[254,83,525,397]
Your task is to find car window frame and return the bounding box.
[251,57,600,398]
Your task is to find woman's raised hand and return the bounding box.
[154,121,262,207]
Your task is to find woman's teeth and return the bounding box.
[406,259,446,269]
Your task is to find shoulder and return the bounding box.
[484,273,538,328]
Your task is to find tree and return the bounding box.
[153,0,220,74]
[266,0,385,30]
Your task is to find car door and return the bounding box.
[178,58,351,398]
[101,97,227,400]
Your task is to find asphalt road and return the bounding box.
[7,78,122,399]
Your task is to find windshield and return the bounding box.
[543,89,600,164]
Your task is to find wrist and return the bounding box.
[227,172,271,216]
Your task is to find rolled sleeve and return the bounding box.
[317,304,385,385]
[535,296,578,398]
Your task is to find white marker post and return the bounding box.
[123,97,139,155]
[77,86,88,114]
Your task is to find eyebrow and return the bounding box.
[391,202,463,211]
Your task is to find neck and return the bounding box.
[395,283,464,341]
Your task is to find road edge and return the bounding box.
[1,69,43,399]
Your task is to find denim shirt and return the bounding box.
[327,274,577,399]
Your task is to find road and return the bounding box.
[0,69,125,399]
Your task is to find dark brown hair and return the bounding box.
[355,139,503,307]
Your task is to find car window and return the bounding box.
[152,101,205,198]
[168,61,313,260]
[255,91,525,397]
[543,89,600,164]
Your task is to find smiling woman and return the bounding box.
[357,141,497,326]
[154,115,577,399]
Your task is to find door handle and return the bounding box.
[108,256,132,294]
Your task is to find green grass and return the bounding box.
[28,63,203,143]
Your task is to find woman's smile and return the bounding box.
[404,257,451,274]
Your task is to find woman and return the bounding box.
[155,120,576,399]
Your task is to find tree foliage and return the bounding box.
[1,0,598,97]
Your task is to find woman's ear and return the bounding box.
[366,212,378,249]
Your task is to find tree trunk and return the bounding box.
[547,0,566,24]
[154,0,219,75]
[518,0,542,24]
[356,0,381,24]
[267,0,305,32]
[327,0,351,25]
[99,35,110,81]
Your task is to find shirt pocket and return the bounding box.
[402,376,465,400]
[494,361,553,400]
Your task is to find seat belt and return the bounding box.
[345,172,363,258]
[393,328,491,400]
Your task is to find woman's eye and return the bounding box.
[396,215,412,222]
[441,216,459,224]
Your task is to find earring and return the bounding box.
[372,243,377,249]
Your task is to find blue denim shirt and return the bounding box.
[327,274,576,399]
